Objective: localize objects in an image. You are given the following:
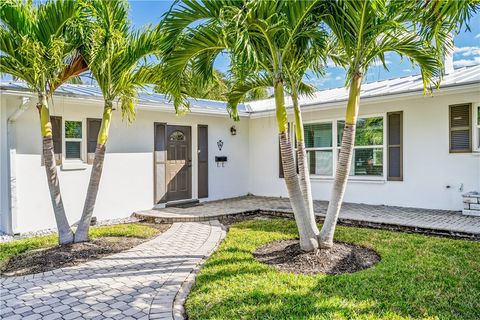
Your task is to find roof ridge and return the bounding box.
[2,64,479,113]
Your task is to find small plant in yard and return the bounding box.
[186,219,480,320]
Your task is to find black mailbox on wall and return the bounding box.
[215,156,227,167]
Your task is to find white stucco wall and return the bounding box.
[7,95,249,233]
[248,90,480,211]
[3,86,480,234]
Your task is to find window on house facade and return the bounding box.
[476,106,480,151]
[338,117,384,176]
[65,120,82,159]
[169,130,186,141]
[304,122,334,176]
[303,116,385,178]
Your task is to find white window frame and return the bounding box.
[303,120,335,178]
[301,113,387,181]
[63,118,85,163]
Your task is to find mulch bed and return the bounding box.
[254,239,380,275]
[1,223,170,277]
[219,212,284,226]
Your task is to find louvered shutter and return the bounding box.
[279,131,285,178]
[87,118,102,164]
[387,111,403,181]
[198,125,209,198]
[50,116,62,165]
[449,104,472,153]
[154,123,167,203]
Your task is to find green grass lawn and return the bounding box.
[0,223,159,265]
[186,219,480,320]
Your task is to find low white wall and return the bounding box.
[249,91,480,211]
[9,95,249,233]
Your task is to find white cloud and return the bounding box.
[335,76,342,80]
[475,33,480,39]
[454,46,480,57]
[453,56,480,68]
[402,68,412,72]
[452,46,480,67]
[309,74,333,87]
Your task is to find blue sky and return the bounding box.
[129,0,480,89]
[6,1,479,90]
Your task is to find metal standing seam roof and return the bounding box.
[247,64,480,113]
[1,64,479,115]
[0,81,249,114]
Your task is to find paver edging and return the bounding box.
[135,209,480,241]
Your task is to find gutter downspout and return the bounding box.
[6,96,30,235]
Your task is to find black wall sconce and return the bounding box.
[230,125,237,135]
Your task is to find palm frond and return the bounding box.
[368,29,441,90]
[228,73,271,120]
[161,22,227,113]
[160,0,236,52]
[0,0,81,93]
[35,0,77,45]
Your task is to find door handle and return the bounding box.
[187,159,192,167]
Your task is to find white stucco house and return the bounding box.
[1,65,479,235]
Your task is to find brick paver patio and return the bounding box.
[0,221,226,320]
[136,196,480,238]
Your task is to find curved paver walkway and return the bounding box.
[136,195,480,238]
[0,221,226,320]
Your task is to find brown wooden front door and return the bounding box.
[165,125,192,201]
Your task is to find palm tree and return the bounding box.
[283,33,340,232]
[161,0,328,251]
[0,0,87,244]
[73,0,161,242]
[318,0,478,248]
[227,56,330,240]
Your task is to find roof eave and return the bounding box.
[0,88,249,118]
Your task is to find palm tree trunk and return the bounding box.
[74,102,113,242]
[292,92,319,236]
[275,79,319,251]
[319,74,362,248]
[38,94,74,244]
